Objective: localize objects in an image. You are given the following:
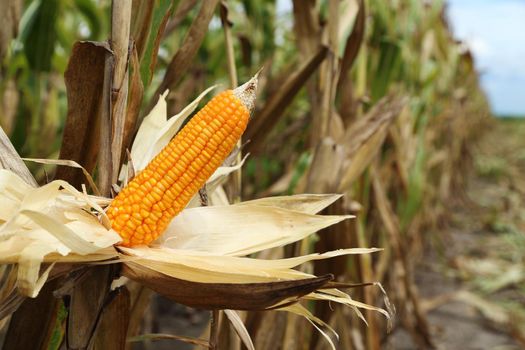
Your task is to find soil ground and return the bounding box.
[387,118,525,349]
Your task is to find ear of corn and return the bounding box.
[107,79,257,247]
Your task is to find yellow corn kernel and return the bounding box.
[107,82,256,247]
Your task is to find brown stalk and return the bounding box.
[356,220,380,350]
[337,0,365,91]
[125,282,153,344]
[66,267,115,349]
[292,0,321,57]
[97,49,115,196]
[90,287,131,349]
[292,0,323,151]
[57,41,111,191]
[220,1,238,89]
[199,183,224,349]
[337,0,366,124]
[120,43,144,163]
[209,310,221,350]
[3,281,63,350]
[67,2,132,349]
[315,0,339,142]
[110,0,132,185]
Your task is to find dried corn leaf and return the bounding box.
[119,246,380,284]
[284,303,339,350]
[239,194,344,214]
[158,204,352,255]
[122,261,332,310]
[0,170,119,296]
[22,157,100,196]
[309,290,391,324]
[338,97,406,190]
[128,90,168,171]
[56,41,111,189]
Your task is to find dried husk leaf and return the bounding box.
[22,158,100,195]
[0,127,37,187]
[157,204,352,256]
[308,290,391,325]
[122,261,332,310]
[0,170,119,296]
[238,194,343,214]
[119,246,380,284]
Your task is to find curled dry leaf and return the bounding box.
[224,309,255,350]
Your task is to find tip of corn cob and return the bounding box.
[233,71,259,113]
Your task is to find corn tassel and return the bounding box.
[107,77,257,246]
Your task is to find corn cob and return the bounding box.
[107,77,257,247]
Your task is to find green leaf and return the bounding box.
[370,39,401,102]
[47,300,68,350]
[23,0,60,72]
[140,0,176,87]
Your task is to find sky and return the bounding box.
[274,0,525,116]
[446,0,525,116]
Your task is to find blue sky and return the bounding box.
[446,0,525,115]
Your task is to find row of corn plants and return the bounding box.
[0,0,491,349]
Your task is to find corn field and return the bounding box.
[2,0,522,349]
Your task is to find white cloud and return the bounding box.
[447,0,525,115]
[465,37,491,58]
